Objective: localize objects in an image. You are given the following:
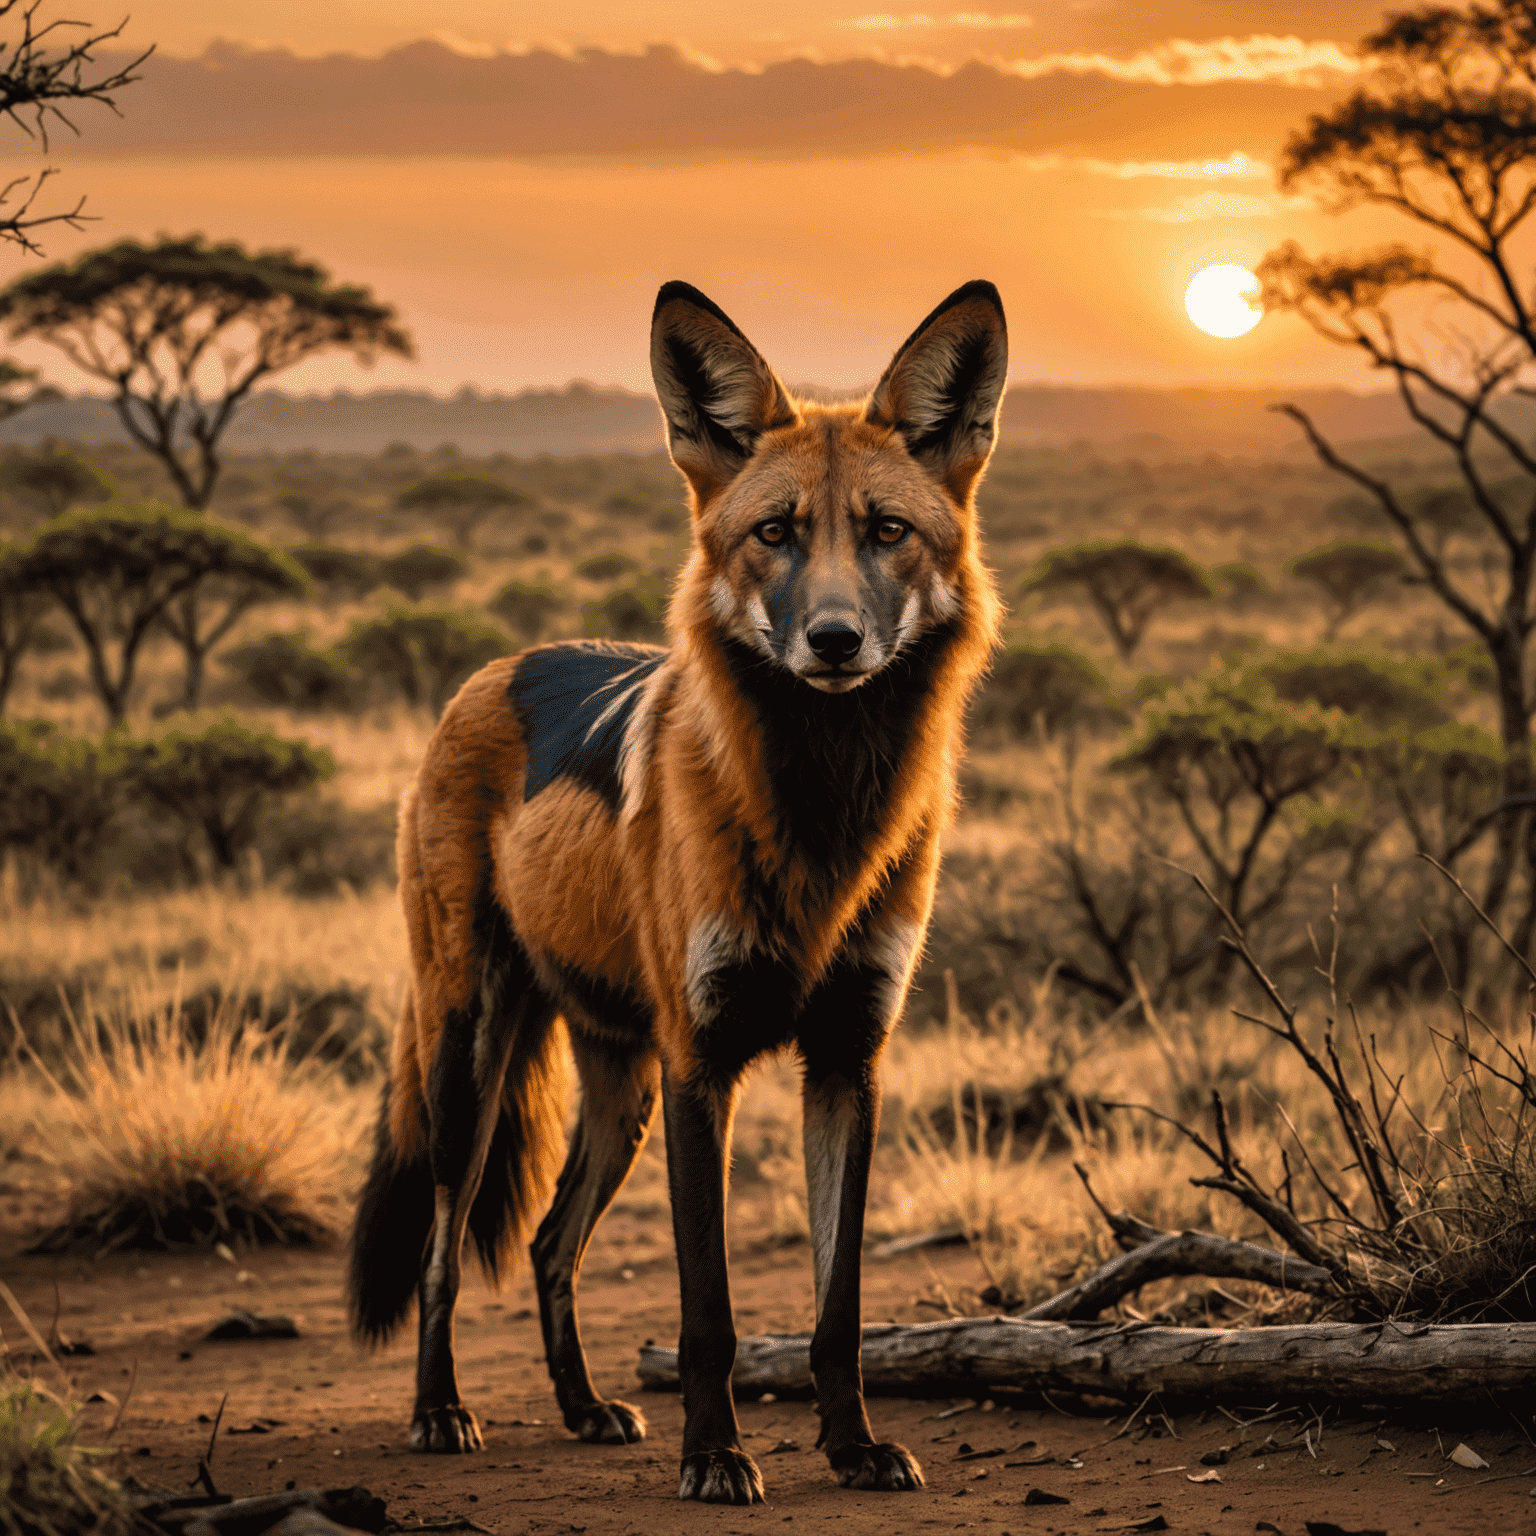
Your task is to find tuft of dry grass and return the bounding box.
[9,982,369,1254]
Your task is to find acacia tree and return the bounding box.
[7,501,307,724]
[0,443,111,517]
[1288,538,1410,639]
[0,1,149,253]
[1019,540,1212,661]
[397,471,530,550]
[1259,0,1536,952]
[0,236,414,509]
[156,532,307,711]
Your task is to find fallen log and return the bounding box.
[636,1317,1536,1404]
[1016,1229,1335,1321]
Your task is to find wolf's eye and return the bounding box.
[876,518,910,545]
[755,519,790,546]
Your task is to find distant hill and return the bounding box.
[0,380,1507,458]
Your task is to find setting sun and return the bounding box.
[1184,263,1263,339]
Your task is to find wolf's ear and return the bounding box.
[867,280,1007,505]
[650,282,796,505]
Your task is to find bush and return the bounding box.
[22,988,364,1252]
[290,542,380,598]
[344,604,510,715]
[581,577,667,643]
[377,541,465,600]
[397,470,530,549]
[0,720,134,884]
[224,630,357,711]
[130,716,335,871]
[488,578,568,644]
[254,796,398,894]
[973,641,1122,740]
[576,549,640,581]
[0,444,114,519]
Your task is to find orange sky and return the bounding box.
[0,2,1473,396]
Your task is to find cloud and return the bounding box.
[1004,34,1358,87]
[837,12,1033,30]
[1016,151,1269,180]
[1091,190,1313,222]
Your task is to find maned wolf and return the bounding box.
[348,279,1006,1503]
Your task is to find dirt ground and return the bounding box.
[4,1185,1534,1536]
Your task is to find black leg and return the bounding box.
[531,1034,658,1445]
[411,1003,513,1453]
[799,962,923,1492]
[662,1066,764,1504]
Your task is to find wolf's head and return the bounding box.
[652,280,1005,693]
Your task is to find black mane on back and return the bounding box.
[508,641,667,810]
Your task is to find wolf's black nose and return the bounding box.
[807,622,863,664]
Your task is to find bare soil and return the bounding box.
[4,1187,1533,1536]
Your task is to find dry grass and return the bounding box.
[0,875,409,1028]
[7,982,370,1254]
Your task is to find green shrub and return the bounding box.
[224,630,357,711]
[345,604,510,715]
[581,577,667,643]
[973,641,1122,740]
[0,444,114,519]
[576,549,640,581]
[130,715,335,870]
[488,578,568,644]
[0,720,135,883]
[290,542,380,598]
[377,542,465,600]
[254,796,397,894]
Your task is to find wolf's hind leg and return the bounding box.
[412,999,523,1453]
[531,1033,658,1445]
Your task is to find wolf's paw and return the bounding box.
[831,1441,925,1491]
[677,1447,765,1504]
[410,1404,483,1453]
[571,1399,648,1445]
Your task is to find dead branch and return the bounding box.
[1016,1228,1335,1321]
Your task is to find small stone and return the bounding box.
[1022,1488,1069,1506]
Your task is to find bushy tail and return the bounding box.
[348,1074,435,1344]
[347,990,568,1345]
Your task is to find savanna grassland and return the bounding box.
[3,423,1534,1334]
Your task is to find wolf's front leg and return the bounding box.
[801,1042,923,1491]
[661,1067,765,1504]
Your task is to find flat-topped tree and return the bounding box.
[0,236,414,510]
[1288,538,1409,639]
[397,470,530,550]
[1020,540,1212,662]
[8,501,308,724]
[1,444,112,519]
